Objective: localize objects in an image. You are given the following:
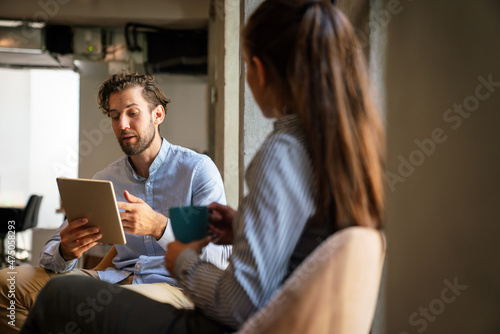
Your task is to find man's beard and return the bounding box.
[118,123,156,156]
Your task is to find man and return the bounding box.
[0,73,230,333]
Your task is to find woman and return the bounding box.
[21,1,384,333]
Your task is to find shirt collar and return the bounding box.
[274,114,300,132]
[149,138,170,174]
[126,138,171,181]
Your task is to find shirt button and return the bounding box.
[136,264,141,270]
[145,235,150,240]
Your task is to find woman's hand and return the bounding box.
[165,237,211,277]
[207,202,236,245]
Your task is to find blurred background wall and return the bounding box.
[384,1,500,333]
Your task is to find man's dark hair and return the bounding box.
[97,73,171,115]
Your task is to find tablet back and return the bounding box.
[56,177,126,245]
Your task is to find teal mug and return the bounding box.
[169,206,209,243]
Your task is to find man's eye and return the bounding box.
[109,114,119,120]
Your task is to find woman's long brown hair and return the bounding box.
[243,0,385,229]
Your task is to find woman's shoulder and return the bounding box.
[261,126,308,158]
[249,125,312,179]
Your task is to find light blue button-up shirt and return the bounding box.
[40,138,231,287]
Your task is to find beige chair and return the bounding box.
[236,226,386,334]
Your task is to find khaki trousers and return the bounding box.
[0,266,194,334]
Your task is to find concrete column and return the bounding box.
[239,0,273,197]
[211,0,241,207]
[211,0,271,204]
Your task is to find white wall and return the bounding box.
[0,68,79,229]
[76,60,122,179]
[0,68,31,206]
[157,74,209,154]
[30,69,80,228]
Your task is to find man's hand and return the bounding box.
[165,237,211,277]
[59,218,102,261]
[208,202,236,245]
[118,190,168,240]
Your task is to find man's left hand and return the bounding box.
[118,190,168,240]
[165,237,211,277]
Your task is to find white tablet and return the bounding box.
[56,177,126,245]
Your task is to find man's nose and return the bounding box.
[118,115,130,130]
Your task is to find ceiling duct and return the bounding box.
[0,21,74,69]
[125,23,207,75]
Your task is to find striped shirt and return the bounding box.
[174,115,333,329]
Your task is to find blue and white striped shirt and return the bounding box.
[175,115,326,328]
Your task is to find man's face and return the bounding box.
[108,86,157,156]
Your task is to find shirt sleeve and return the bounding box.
[39,220,78,273]
[191,155,232,270]
[192,155,227,206]
[155,218,175,250]
[174,134,315,328]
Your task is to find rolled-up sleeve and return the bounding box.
[39,220,78,273]
[155,218,175,250]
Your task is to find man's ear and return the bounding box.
[252,56,267,88]
[153,105,165,125]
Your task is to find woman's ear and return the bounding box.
[252,56,267,87]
